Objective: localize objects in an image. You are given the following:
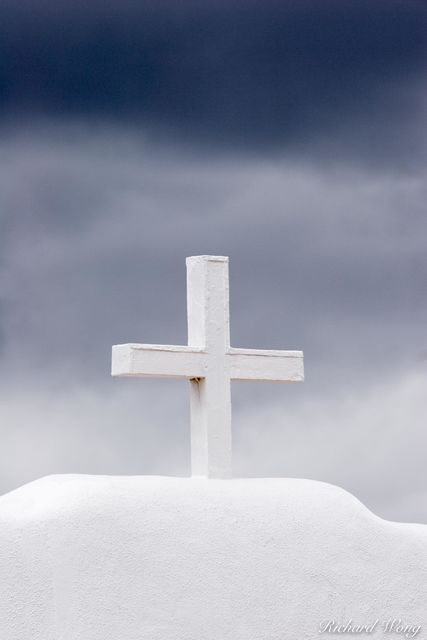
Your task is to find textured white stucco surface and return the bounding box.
[0,475,426,639]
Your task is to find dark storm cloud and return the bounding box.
[0,1,426,160]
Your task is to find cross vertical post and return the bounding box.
[187,256,232,478]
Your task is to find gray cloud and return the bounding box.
[0,122,426,522]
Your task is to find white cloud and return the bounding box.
[1,366,426,523]
[234,367,427,523]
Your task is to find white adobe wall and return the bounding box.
[0,475,426,640]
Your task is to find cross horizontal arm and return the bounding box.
[227,347,304,382]
[112,344,206,379]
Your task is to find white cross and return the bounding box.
[112,255,304,479]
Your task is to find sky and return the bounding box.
[0,0,426,522]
